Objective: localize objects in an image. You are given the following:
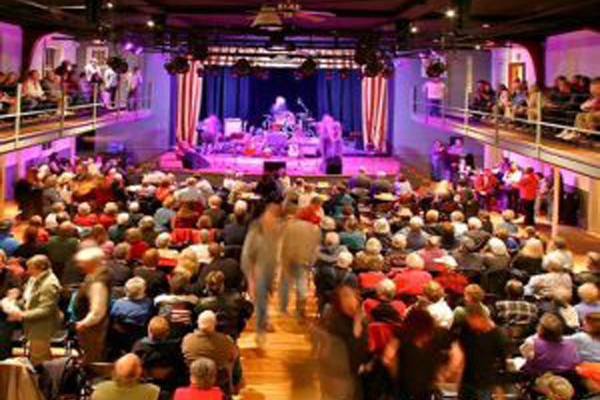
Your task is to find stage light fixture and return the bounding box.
[299,57,317,78]
[233,58,252,77]
[146,19,156,28]
[164,56,190,75]
[134,47,143,55]
[410,25,418,34]
[474,44,482,50]
[191,43,209,61]
[123,42,134,51]
[105,1,114,9]
[445,9,457,19]
[482,23,491,29]
[363,60,384,78]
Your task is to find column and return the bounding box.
[0,155,5,219]
[587,177,600,236]
[483,145,503,170]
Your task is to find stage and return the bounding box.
[159,151,401,178]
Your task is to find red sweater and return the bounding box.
[73,213,99,227]
[393,269,432,296]
[173,387,223,400]
[128,240,149,260]
[296,205,322,225]
[519,172,539,201]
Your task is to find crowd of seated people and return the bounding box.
[470,75,600,142]
[0,152,599,399]
[0,59,139,118]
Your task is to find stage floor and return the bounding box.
[159,152,401,177]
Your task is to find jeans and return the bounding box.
[459,384,493,400]
[428,99,442,117]
[255,267,275,333]
[278,262,308,316]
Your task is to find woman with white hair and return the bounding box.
[73,202,99,227]
[511,238,545,278]
[370,218,392,253]
[393,253,432,297]
[109,277,153,356]
[99,202,119,230]
[156,232,179,265]
[483,237,511,270]
[355,237,385,272]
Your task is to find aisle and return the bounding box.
[237,296,320,400]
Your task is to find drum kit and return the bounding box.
[203,105,320,157]
[261,110,318,138]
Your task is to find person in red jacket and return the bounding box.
[519,167,539,226]
[126,228,150,260]
[73,202,99,227]
[393,253,432,298]
[474,168,498,211]
[296,195,324,225]
[173,357,224,400]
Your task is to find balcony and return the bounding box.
[412,89,600,179]
[0,84,153,155]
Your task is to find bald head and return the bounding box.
[113,353,143,385]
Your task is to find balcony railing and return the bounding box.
[411,87,600,180]
[0,82,153,153]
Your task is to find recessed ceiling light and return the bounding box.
[410,25,418,34]
[445,9,457,19]
[475,44,482,50]
[146,19,156,28]
[482,23,491,29]
[106,1,114,9]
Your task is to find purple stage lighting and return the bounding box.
[134,47,143,55]
[123,42,134,51]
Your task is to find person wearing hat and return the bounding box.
[0,220,20,257]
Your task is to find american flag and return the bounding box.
[362,75,389,152]
[176,60,203,145]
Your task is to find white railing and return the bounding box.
[411,86,600,153]
[0,82,153,146]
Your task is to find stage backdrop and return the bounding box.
[199,67,361,136]
[175,65,389,152]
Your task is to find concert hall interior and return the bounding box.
[2,1,600,400]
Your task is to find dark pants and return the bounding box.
[506,187,520,211]
[521,199,536,226]
[0,317,15,360]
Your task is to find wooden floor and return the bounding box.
[237,294,320,400]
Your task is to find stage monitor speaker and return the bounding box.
[182,152,210,169]
[264,160,286,174]
[325,156,343,175]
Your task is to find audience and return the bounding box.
[1,152,600,400]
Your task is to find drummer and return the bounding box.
[270,96,288,119]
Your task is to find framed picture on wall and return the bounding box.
[86,46,109,66]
